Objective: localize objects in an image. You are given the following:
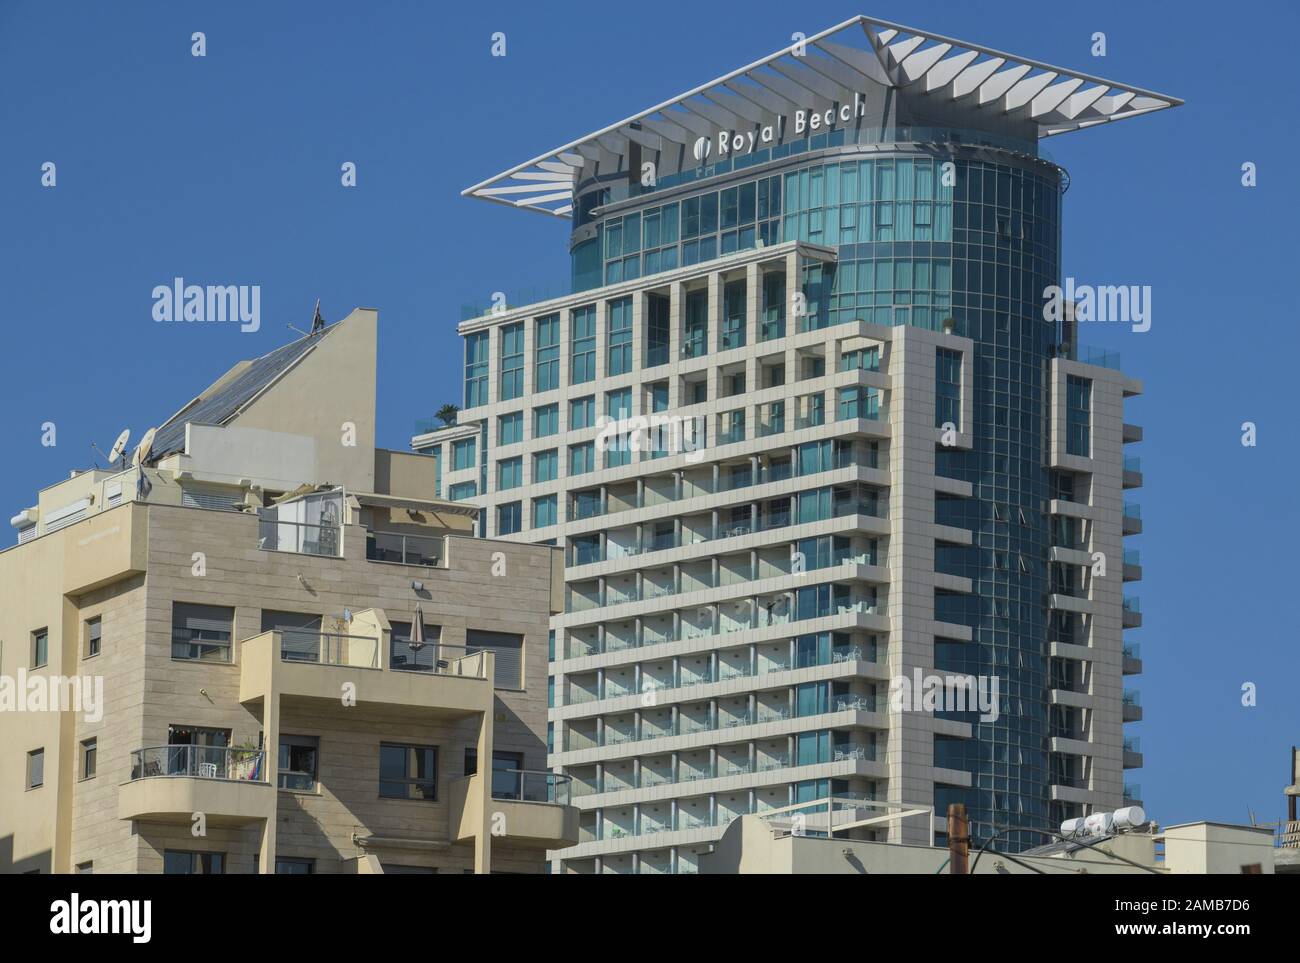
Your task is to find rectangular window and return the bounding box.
[569,441,594,476]
[761,273,786,341]
[606,387,632,420]
[27,748,44,789]
[497,456,522,490]
[163,851,225,874]
[80,738,97,780]
[497,501,522,535]
[85,617,102,659]
[533,449,558,483]
[683,290,708,358]
[570,395,594,429]
[722,280,746,350]
[379,743,438,801]
[75,862,93,874]
[534,314,560,391]
[466,629,524,689]
[276,857,315,875]
[936,348,962,429]
[31,628,48,668]
[497,411,523,446]
[448,481,477,501]
[533,403,558,438]
[645,294,670,367]
[532,494,557,528]
[451,437,476,471]
[171,603,234,662]
[499,323,524,401]
[464,331,489,408]
[278,735,319,791]
[607,297,633,375]
[650,382,669,413]
[1066,375,1092,457]
[571,305,596,384]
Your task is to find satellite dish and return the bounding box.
[108,429,131,465]
[132,427,157,467]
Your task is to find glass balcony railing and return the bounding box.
[1123,456,1142,473]
[491,769,572,806]
[1123,597,1141,614]
[258,518,341,557]
[279,631,380,668]
[1123,642,1142,661]
[1123,689,1141,706]
[1123,503,1142,519]
[129,745,265,782]
[1123,549,1141,566]
[365,530,443,567]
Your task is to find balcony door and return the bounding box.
[166,725,231,776]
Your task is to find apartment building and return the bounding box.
[414,16,1175,873]
[0,307,576,874]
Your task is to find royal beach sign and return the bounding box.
[694,92,871,161]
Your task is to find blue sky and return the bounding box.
[2,0,1296,832]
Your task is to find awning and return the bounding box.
[350,491,480,519]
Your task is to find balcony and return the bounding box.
[118,746,274,826]
[257,517,341,557]
[1122,690,1143,722]
[365,529,444,567]
[239,629,492,717]
[1123,642,1143,675]
[1122,456,1143,490]
[1122,596,1142,628]
[1122,503,1142,535]
[450,769,579,849]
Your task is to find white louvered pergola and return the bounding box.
[463,15,1181,218]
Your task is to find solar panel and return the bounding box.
[149,328,332,461]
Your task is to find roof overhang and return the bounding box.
[463,15,1182,218]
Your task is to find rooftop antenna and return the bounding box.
[310,298,325,335]
[93,427,131,469]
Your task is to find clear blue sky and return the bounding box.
[2,0,1296,831]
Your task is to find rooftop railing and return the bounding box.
[366,530,444,567]
[258,518,341,557]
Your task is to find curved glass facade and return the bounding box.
[576,140,1064,848]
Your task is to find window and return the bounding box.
[80,738,97,780]
[571,305,596,384]
[27,748,44,789]
[497,456,522,490]
[534,314,560,391]
[464,331,489,408]
[464,749,525,800]
[275,857,315,875]
[722,280,746,350]
[84,617,102,659]
[31,628,48,668]
[75,862,93,874]
[645,294,670,367]
[448,481,477,501]
[569,442,594,476]
[497,501,522,536]
[379,744,438,801]
[163,851,225,875]
[570,395,595,429]
[498,411,523,446]
[527,452,556,488]
[499,322,524,401]
[171,603,234,662]
[936,347,962,429]
[261,610,322,661]
[389,619,442,672]
[1066,375,1092,457]
[278,735,319,791]
[683,290,708,358]
[451,437,476,471]
[466,629,524,689]
[533,403,558,438]
[532,494,557,528]
[607,297,633,375]
[650,382,669,413]
[606,387,632,420]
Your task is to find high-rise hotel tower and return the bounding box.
[414,16,1178,872]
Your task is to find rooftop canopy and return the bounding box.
[464,15,1182,218]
